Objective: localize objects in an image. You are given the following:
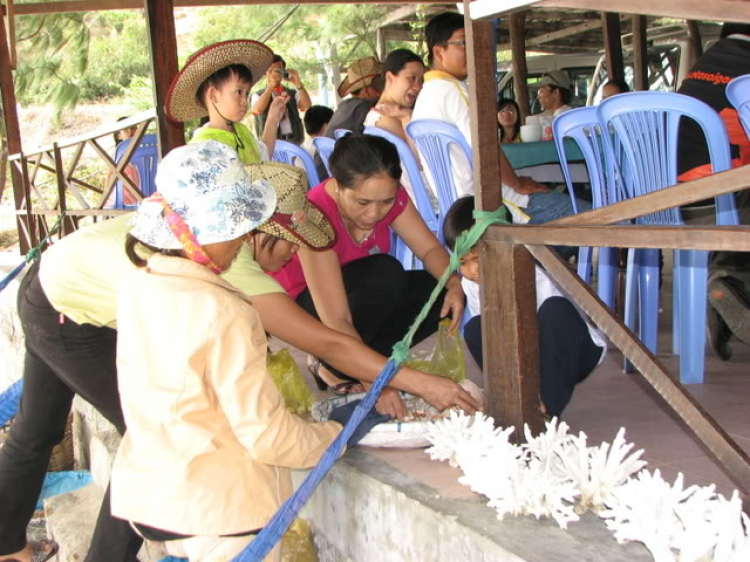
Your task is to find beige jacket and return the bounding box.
[111,254,341,535]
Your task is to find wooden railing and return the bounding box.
[8,109,157,252]
[482,163,750,494]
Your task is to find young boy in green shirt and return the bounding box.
[165,39,288,163]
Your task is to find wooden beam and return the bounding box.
[687,20,703,58]
[601,12,624,81]
[487,224,750,252]
[529,243,750,494]
[534,0,750,23]
[375,4,419,29]
[144,0,184,157]
[482,239,544,435]
[527,18,602,46]
[632,15,648,90]
[550,165,750,227]
[9,0,455,16]
[509,12,532,121]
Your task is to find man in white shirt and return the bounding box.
[412,12,586,226]
[536,70,573,117]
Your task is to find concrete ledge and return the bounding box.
[301,448,654,562]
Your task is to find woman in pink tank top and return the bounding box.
[272,133,465,406]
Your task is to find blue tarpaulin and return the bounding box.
[36,471,93,510]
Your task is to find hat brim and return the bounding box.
[337,73,379,98]
[130,178,277,250]
[166,40,274,123]
[258,199,336,251]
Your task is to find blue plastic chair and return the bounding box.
[405,120,474,244]
[597,91,739,384]
[271,140,321,188]
[114,134,159,209]
[0,379,23,428]
[364,126,438,270]
[726,74,750,137]
[312,137,336,178]
[552,107,625,309]
[333,129,351,139]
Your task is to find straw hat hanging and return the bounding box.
[337,56,384,98]
[246,162,336,251]
[166,40,274,123]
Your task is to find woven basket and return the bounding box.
[0,414,75,472]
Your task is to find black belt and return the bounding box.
[133,522,261,542]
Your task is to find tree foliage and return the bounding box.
[191,4,390,78]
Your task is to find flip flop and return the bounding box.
[307,357,365,396]
[3,540,59,562]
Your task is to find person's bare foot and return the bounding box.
[0,540,59,562]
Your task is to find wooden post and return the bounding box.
[53,144,76,237]
[602,12,624,81]
[0,13,30,252]
[687,20,703,58]
[144,0,184,157]
[376,27,386,61]
[509,12,531,121]
[632,15,648,90]
[464,9,502,212]
[481,239,543,435]
[465,1,542,434]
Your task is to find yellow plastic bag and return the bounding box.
[404,319,466,383]
[281,518,318,562]
[267,349,315,414]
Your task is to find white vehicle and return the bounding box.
[497,23,722,110]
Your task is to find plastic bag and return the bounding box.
[404,319,466,383]
[281,518,318,562]
[267,348,315,414]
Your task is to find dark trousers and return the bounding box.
[0,260,142,561]
[296,254,445,381]
[464,297,603,417]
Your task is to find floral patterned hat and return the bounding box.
[131,141,276,250]
[245,162,336,251]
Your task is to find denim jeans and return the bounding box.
[0,260,141,562]
[525,191,590,224]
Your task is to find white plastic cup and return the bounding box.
[520,124,542,143]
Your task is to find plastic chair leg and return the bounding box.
[637,248,660,357]
[596,246,619,309]
[623,248,639,373]
[577,246,593,284]
[675,249,709,384]
[672,250,681,355]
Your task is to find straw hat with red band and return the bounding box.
[337,56,384,98]
[166,39,274,123]
[245,163,337,251]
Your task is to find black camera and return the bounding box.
[274,68,290,80]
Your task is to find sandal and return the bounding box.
[307,356,365,396]
[2,540,59,562]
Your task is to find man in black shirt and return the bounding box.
[677,22,750,359]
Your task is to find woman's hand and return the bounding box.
[514,176,549,194]
[441,275,465,333]
[374,387,408,419]
[417,375,483,413]
[373,102,412,120]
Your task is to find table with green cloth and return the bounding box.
[502,139,588,183]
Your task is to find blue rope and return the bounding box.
[235,206,510,561]
[0,379,23,428]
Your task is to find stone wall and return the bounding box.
[0,253,27,391]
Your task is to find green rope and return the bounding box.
[390,205,510,364]
[24,212,66,263]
